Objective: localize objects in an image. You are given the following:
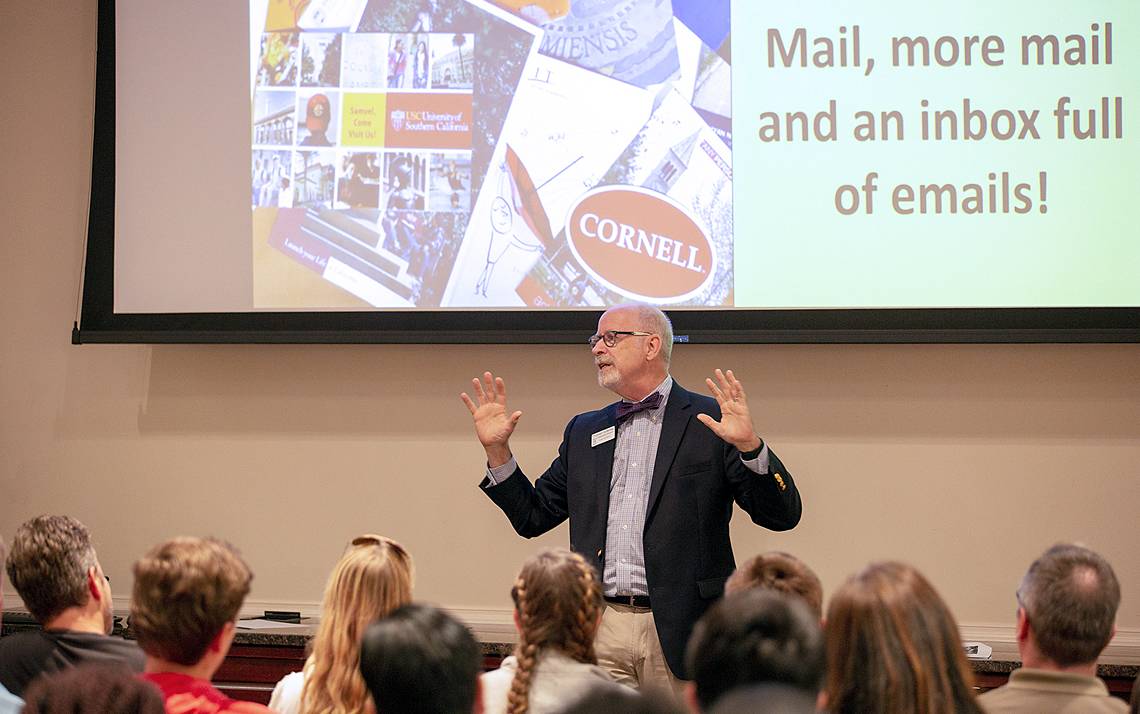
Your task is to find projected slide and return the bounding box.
[242,0,1137,312]
[250,0,732,309]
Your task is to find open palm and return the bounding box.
[696,369,762,452]
[460,372,521,465]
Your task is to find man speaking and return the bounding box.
[461,304,801,694]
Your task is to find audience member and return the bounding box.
[21,663,165,713]
[481,549,631,714]
[1130,673,1138,714]
[705,684,818,714]
[0,515,143,696]
[556,684,682,714]
[0,536,23,714]
[684,589,824,712]
[359,603,482,714]
[823,561,983,714]
[979,543,1126,713]
[269,534,413,714]
[724,551,824,621]
[132,536,271,713]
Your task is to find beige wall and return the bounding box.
[2,2,1138,646]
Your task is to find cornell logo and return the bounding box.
[565,186,716,303]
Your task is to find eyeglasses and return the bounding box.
[587,330,653,348]
[1015,587,1030,620]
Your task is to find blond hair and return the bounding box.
[301,534,413,714]
[507,549,603,714]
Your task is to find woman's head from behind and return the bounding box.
[508,548,603,714]
[303,534,413,714]
[824,561,981,714]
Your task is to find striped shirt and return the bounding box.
[486,376,770,597]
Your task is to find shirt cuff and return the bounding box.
[740,443,771,474]
[484,456,518,487]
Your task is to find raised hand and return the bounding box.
[460,371,522,467]
[696,369,763,453]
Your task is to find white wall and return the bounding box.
[2,1,1138,648]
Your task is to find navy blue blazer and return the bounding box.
[481,382,801,677]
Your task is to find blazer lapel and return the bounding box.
[594,404,619,520]
[645,384,692,524]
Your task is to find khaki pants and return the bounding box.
[594,602,686,701]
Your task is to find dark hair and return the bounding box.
[725,551,824,620]
[1018,543,1120,666]
[707,683,819,714]
[824,561,982,714]
[359,603,480,714]
[130,537,252,666]
[558,684,678,714]
[6,515,97,623]
[21,664,165,713]
[686,589,824,710]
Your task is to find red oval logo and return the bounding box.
[565,187,715,302]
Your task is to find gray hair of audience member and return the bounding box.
[685,589,824,710]
[725,551,824,621]
[706,683,818,714]
[359,603,481,714]
[5,515,98,623]
[1017,543,1121,666]
[21,664,165,714]
[612,303,674,365]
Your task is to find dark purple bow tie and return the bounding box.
[615,392,663,423]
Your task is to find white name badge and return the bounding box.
[591,426,616,447]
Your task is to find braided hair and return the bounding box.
[506,549,604,714]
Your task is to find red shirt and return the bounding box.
[142,672,273,714]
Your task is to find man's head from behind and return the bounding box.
[6,515,111,632]
[725,552,823,621]
[130,537,252,668]
[1017,543,1120,668]
[359,603,481,714]
[685,589,824,712]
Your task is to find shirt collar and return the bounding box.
[1008,668,1110,696]
[620,376,672,411]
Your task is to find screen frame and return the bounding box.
[76,0,1140,345]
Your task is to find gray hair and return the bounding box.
[1018,543,1120,666]
[6,515,99,624]
[615,303,674,365]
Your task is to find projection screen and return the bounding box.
[76,0,1140,343]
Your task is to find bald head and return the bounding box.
[605,304,673,365]
[1018,543,1120,667]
